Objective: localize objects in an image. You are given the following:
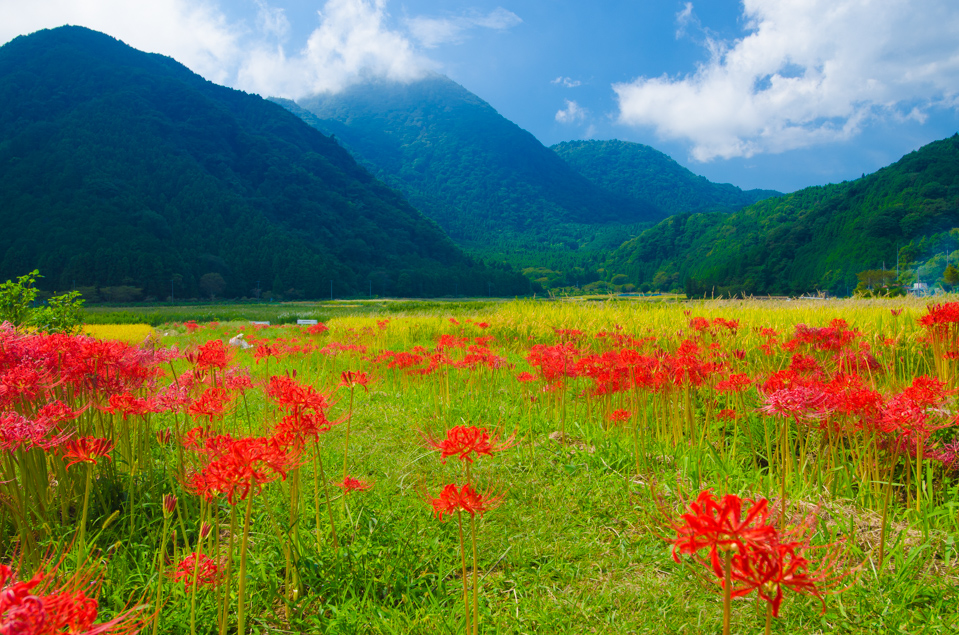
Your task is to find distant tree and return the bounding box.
[200,273,226,300]
[855,269,900,297]
[944,264,959,289]
[856,269,897,290]
[100,286,144,303]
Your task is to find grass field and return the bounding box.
[2,297,958,634]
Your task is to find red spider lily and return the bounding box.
[790,320,861,353]
[516,372,537,383]
[526,342,580,382]
[0,560,147,635]
[267,375,330,413]
[185,339,231,372]
[187,387,232,422]
[306,322,330,335]
[273,411,338,448]
[429,483,503,521]
[37,400,85,423]
[222,368,254,394]
[184,321,199,333]
[426,425,515,463]
[0,412,72,452]
[715,373,752,393]
[337,476,373,493]
[182,426,215,451]
[608,409,631,423]
[62,437,115,470]
[929,438,959,471]
[253,344,282,364]
[339,371,371,391]
[103,392,157,419]
[760,384,831,423]
[727,538,831,617]
[670,490,777,572]
[689,316,711,332]
[436,334,468,351]
[879,376,952,444]
[718,409,738,421]
[171,553,221,590]
[919,302,959,329]
[187,435,297,504]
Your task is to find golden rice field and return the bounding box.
[82,323,155,343]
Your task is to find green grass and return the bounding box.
[5,297,959,634]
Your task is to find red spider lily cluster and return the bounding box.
[185,433,297,505]
[425,424,512,635]
[670,490,844,619]
[0,561,147,634]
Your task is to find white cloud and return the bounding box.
[551,76,581,88]
[0,0,242,85]
[555,99,586,124]
[237,0,430,98]
[407,7,521,49]
[674,2,695,39]
[614,0,959,161]
[255,0,290,42]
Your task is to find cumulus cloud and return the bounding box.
[237,0,429,97]
[551,76,581,88]
[555,99,587,124]
[614,0,959,161]
[406,7,521,49]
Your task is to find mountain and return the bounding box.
[0,26,531,299]
[605,134,959,296]
[282,76,664,252]
[552,140,780,216]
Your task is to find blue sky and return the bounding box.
[3,0,959,192]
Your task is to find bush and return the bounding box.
[0,270,85,333]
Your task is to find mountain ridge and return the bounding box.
[284,75,664,251]
[0,26,531,299]
[604,134,959,296]
[551,139,781,216]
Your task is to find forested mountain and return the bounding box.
[552,140,780,215]
[282,76,664,251]
[0,26,531,299]
[605,134,959,296]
